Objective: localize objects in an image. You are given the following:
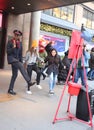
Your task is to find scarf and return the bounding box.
[12,39,20,48]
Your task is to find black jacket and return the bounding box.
[89,52,94,69]
[7,39,22,64]
[44,54,64,75]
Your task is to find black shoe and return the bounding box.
[42,74,46,80]
[8,90,16,95]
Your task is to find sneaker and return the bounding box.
[49,90,54,95]
[26,90,32,95]
[56,82,61,85]
[36,85,42,89]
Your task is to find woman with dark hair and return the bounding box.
[44,48,64,95]
[45,41,53,56]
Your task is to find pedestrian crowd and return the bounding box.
[6,29,94,96]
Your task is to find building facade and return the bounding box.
[0,2,94,69]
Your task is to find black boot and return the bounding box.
[42,73,46,80]
[8,89,16,95]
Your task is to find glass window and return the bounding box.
[43,9,52,16]
[83,8,93,29]
[61,7,67,20]
[67,9,73,22]
[60,6,74,22]
[53,8,61,18]
[43,5,74,22]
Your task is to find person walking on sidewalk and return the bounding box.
[44,48,64,95]
[7,30,35,95]
[24,46,42,94]
[74,44,90,87]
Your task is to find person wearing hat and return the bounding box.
[7,29,35,95]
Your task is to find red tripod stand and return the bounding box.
[53,31,93,127]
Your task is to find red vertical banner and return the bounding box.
[0,13,2,27]
[68,30,84,60]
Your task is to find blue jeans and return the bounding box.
[74,68,87,87]
[49,72,57,91]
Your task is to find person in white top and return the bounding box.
[25,47,42,94]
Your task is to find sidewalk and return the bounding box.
[0,69,93,130]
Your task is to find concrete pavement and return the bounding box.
[0,69,94,130]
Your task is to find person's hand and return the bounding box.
[64,66,66,69]
[13,40,16,48]
[23,62,27,69]
[41,61,45,65]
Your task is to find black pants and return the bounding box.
[27,64,41,85]
[9,61,30,90]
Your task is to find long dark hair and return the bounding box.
[50,48,57,56]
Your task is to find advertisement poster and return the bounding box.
[39,35,66,55]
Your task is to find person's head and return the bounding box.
[30,47,37,55]
[64,50,69,56]
[13,30,22,40]
[48,41,52,45]
[83,44,87,50]
[50,48,57,57]
[91,47,94,52]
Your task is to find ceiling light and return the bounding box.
[11,7,15,10]
[27,3,31,6]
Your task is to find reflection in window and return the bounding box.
[53,8,61,18]
[43,5,74,22]
[83,8,94,29]
[61,7,67,20]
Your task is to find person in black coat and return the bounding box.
[57,50,71,85]
[44,48,64,94]
[87,47,94,80]
[7,30,35,95]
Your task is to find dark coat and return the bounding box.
[44,54,63,75]
[57,54,71,81]
[7,39,22,64]
[62,55,71,71]
[89,52,94,69]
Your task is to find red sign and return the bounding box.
[68,30,84,60]
[0,13,2,27]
